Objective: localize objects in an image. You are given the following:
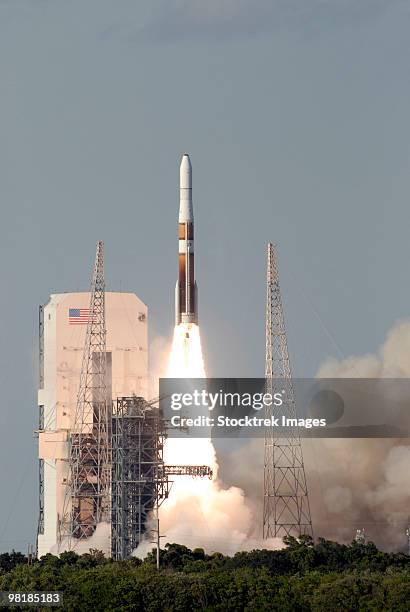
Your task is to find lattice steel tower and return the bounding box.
[263,243,313,539]
[59,241,110,548]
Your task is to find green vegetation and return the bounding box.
[1,537,410,611]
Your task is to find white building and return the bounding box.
[37,292,148,557]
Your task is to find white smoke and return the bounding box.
[311,320,410,548]
[316,319,410,378]
[219,320,410,551]
[49,521,111,557]
[149,334,172,399]
[156,477,282,555]
[136,500,283,557]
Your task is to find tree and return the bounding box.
[0,551,26,572]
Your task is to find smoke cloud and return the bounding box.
[136,479,283,557]
[149,335,172,399]
[49,521,111,557]
[219,320,410,551]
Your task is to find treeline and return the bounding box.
[1,537,410,610]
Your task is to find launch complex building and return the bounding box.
[37,290,149,557]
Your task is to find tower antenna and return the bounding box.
[59,241,110,549]
[263,243,313,539]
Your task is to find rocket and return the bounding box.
[175,153,198,325]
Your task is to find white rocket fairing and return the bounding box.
[175,153,198,325]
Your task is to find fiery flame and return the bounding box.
[166,323,206,379]
[164,322,217,471]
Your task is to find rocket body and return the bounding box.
[175,153,198,325]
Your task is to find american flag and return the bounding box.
[68,308,94,325]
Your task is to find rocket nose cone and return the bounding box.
[180,153,192,190]
[179,153,193,220]
[180,153,192,171]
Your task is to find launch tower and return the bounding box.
[263,243,313,539]
[59,241,110,546]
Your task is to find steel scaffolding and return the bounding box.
[111,397,165,560]
[111,396,213,560]
[263,243,313,539]
[59,241,111,548]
